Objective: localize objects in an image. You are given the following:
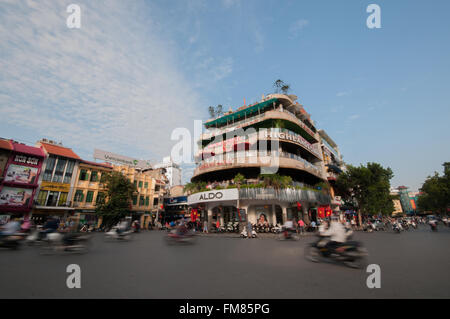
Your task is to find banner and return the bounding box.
[0,187,33,206]
[40,181,71,192]
[4,164,38,184]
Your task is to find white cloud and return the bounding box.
[289,19,309,38]
[336,91,351,97]
[222,0,241,8]
[0,0,204,162]
[348,114,360,121]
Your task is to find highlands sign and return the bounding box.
[187,188,238,204]
[93,149,152,169]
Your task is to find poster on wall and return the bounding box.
[4,164,38,184]
[0,187,33,206]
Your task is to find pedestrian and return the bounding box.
[298,219,305,234]
[203,220,208,233]
[247,220,252,238]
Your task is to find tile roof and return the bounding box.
[81,160,113,169]
[0,139,13,151]
[12,142,45,157]
[40,142,81,160]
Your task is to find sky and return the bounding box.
[1,0,449,191]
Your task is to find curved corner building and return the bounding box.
[188,93,341,227]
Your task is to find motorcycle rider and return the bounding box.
[319,216,353,256]
[39,217,59,240]
[283,218,295,238]
[0,218,21,238]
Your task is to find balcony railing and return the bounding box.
[201,108,317,142]
[195,150,324,178]
[238,187,331,206]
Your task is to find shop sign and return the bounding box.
[4,164,39,184]
[188,188,238,204]
[13,155,40,166]
[0,187,33,207]
[40,181,71,192]
[265,130,319,157]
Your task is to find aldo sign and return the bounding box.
[188,189,239,205]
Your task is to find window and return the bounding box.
[52,158,67,183]
[46,191,59,206]
[139,196,144,206]
[58,192,68,206]
[155,185,160,192]
[74,190,84,202]
[145,196,149,206]
[79,169,89,181]
[96,192,105,204]
[153,198,159,206]
[63,160,75,184]
[36,190,48,206]
[43,156,56,181]
[144,182,148,189]
[133,180,137,187]
[132,195,137,206]
[86,191,94,203]
[138,181,143,188]
[90,171,98,182]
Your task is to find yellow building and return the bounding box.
[392,199,403,216]
[113,165,168,228]
[71,160,113,223]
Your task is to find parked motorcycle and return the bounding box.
[240,228,257,238]
[305,236,368,269]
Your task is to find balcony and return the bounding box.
[238,188,331,206]
[193,150,325,180]
[200,109,318,143]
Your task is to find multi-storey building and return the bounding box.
[0,139,45,219]
[154,156,182,187]
[71,160,113,224]
[113,165,168,227]
[318,129,345,211]
[33,139,81,221]
[188,93,333,227]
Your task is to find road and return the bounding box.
[1,225,449,298]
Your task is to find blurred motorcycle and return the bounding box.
[305,236,368,269]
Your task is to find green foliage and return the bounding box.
[207,104,224,118]
[258,174,293,190]
[95,171,137,227]
[336,162,394,215]
[417,162,450,214]
[233,173,245,187]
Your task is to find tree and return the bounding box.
[336,162,394,225]
[207,105,224,119]
[417,162,450,215]
[95,171,137,228]
[273,79,290,94]
[233,173,245,188]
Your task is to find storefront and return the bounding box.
[0,141,45,218]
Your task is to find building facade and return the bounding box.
[154,156,182,187]
[188,93,335,227]
[32,139,81,221]
[113,165,168,227]
[71,160,113,223]
[0,139,45,219]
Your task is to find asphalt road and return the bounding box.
[1,225,449,298]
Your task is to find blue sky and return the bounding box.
[1,0,449,190]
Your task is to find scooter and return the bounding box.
[240,228,257,238]
[105,227,133,240]
[40,232,91,254]
[272,224,282,234]
[305,236,368,269]
[430,222,438,232]
[165,229,196,244]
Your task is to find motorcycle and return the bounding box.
[430,222,438,232]
[0,233,24,250]
[305,236,368,269]
[278,227,299,240]
[272,224,282,234]
[105,227,133,240]
[165,229,196,244]
[392,223,401,233]
[40,232,91,254]
[240,228,257,238]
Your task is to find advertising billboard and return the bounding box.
[93,149,152,169]
[4,164,38,184]
[0,187,33,207]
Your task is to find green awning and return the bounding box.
[205,98,278,128]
